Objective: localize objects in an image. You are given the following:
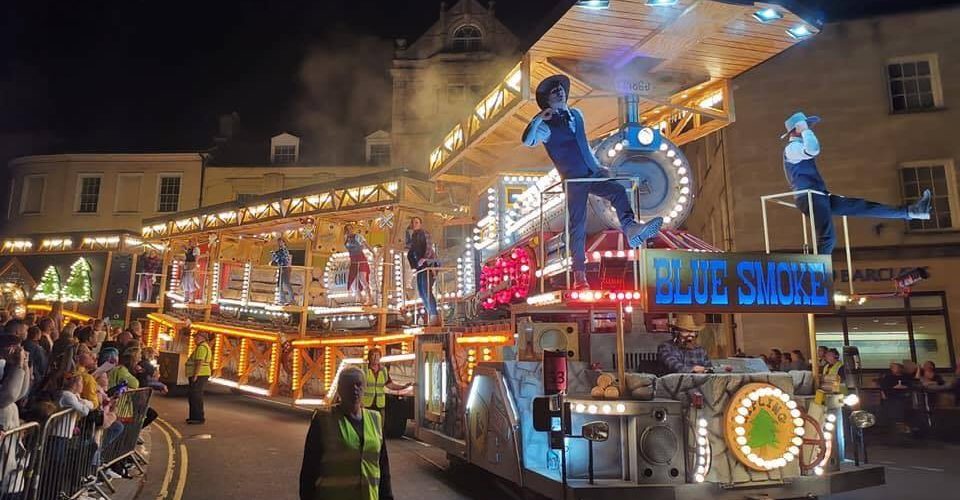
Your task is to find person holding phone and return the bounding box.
[0,336,31,432]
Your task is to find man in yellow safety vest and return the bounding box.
[299,367,393,500]
[363,349,412,415]
[185,331,212,424]
[820,347,847,394]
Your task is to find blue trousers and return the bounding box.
[417,269,438,316]
[567,179,636,272]
[795,192,907,255]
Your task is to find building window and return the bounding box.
[887,55,942,113]
[115,174,142,213]
[273,145,297,164]
[900,161,955,231]
[452,25,482,52]
[157,175,182,213]
[20,175,46,214]
[815,292,954,370]
[369,144,391,166]
[76,175,101,213]
[447,84,465,104]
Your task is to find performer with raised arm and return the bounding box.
[344,224,373,305]
[782,111,932,255]
[522,74,663,290]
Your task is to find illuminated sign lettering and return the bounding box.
[644,250,833,313]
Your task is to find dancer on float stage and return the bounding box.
[782,111,932,255]
[522,74,663,290]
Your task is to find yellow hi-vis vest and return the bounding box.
[186,342,212,377]
[363,367,387,409]
[821,361,847,394]
[315,408,382,500]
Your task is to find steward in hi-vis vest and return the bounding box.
[300,367,393,500]
[362,349,413,413]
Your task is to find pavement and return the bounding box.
[129,387,960,500]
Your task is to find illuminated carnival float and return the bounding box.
[132,1,886,498]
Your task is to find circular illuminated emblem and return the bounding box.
[724,383,805,471]
[637,127,655,146]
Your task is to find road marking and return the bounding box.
[173,443,189,500]
[157,418,183,440]
[910,466,944,473]
[402,435,431,447]
[155,420,176,499]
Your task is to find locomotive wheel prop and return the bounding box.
[594,126,694,228]
[723,383,806,471]
[798,413,828,474]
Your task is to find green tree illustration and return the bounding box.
[33,266,62,301]
[747,409,779,449]
[62,258,93,303]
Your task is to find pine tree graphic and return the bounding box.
[33,266,62,301]
[747,408,779,449]
[62,258,93,303]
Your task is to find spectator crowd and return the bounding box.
[0,304,167,489]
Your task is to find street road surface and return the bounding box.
[138,388,958,500]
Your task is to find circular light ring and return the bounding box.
[592,130,695,229]
[724,383,805,472]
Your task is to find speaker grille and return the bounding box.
[640,426,678,465]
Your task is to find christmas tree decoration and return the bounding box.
[62,257,93,303]
[747,408,779,449]
[33,266,62,301]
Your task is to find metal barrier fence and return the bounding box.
[0,422,41,500]
[28,387,153,500]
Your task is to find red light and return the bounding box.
[616,292,625,300]
[511,251,518,259]
[608,293,616,300]
[571,291,580,300]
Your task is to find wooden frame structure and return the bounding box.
[427,0,818,181]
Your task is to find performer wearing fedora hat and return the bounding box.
[657,314,716,374]
[523,74,663,290]
[782,111,932,255]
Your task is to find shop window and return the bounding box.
[20,175,46,215]
[157,175,182,213]
[912,315,951,367]
[815,293,954,371]
[887,54,942,113]
[451,25,482,52]
[900,161,955,231]
[76,175,102,214]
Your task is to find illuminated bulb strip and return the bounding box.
[211,261,221,302]
[694,418,712,483]
[814,412,836,475]
[526,292,561,306]
[735,386,805,471]
[455,335,510,345]
[294,399,326,406]
[241,262,252,305]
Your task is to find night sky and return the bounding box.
[1,0,957,162]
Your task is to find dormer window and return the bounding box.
[270,133,300,164]
[365,130,391,166]
[273,145,296,163]
[452,25,482,52]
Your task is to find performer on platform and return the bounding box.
[271,237,295,305]
[405,217,439,327]
[137,249,162,303]
[782,111,932,255]
[181,238,201,302]
[344,224,373,305]
[522,74,662,289]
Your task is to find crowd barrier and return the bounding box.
[0,387,153,500]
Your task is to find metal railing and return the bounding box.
[10,387,155,500]
[538,176,645,292]
[0,422,40,500]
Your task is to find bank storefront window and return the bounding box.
[815,292,955,370]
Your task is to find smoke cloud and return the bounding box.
[296,31,393,165]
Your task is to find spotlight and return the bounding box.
[787,25,813,40]
[637,127,655,146]
[576,0,609,9]
[850,410,877,429]
[752,8,783,23]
